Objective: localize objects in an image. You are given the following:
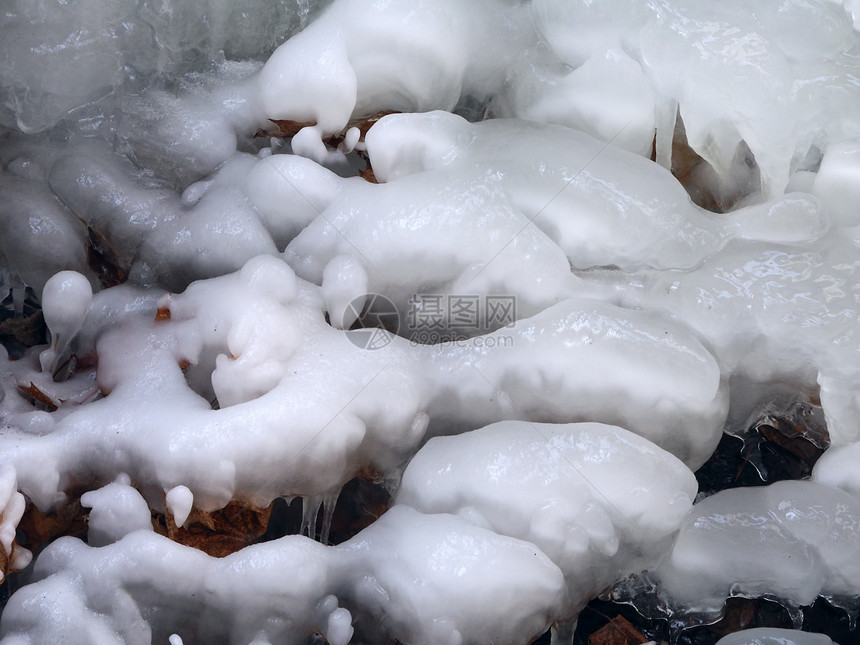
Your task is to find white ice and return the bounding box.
[397,421,697,613]
[658,480,860,611]
[716,629,835,645]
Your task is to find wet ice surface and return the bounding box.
[1,0,860,643]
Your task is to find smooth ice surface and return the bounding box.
[0,0,327,133]
[365,112,829,271]
[658,480,860,611]
[336,506,564,645]
[257,0,532,134]
[716,629,835,645]
[612,232,860,444]
[398,421,697,611]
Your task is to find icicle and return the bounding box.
[300,495,323,539]
[655,98,678,170]
[319,490,341,546]
[12,285,24,317]
[550,617,576,645]
[786,603,804,630]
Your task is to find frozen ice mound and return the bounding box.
[397,421,697,613]
[716,628,836,645]
[0,256,727,516]
[0,482,563,645]
[658,480,860,611]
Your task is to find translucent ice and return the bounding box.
[658,480,860,611]
[612,233,860,444]
[716,629,835,645]
[47,144,278,291]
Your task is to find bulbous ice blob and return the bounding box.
[336,506,565,645]
[322,255,368,330]
[812,442,860,498]
[285,169,587,322]
[0,259,726,513]
[657,480,860,612]
[715,628,835,645]
[165,485,194,529]
[0,531,335,645]
[421,297,728,469]
[397,421,697,611]
[42,271,93,345]
[0,503,567,644]
[258,0,532,140]
[242,153,342,248]
[80,478,154,547]
[41,270,93,373]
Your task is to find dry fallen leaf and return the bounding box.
[154,500,274,558]
[589,615,649,645]
[16,381,58,412]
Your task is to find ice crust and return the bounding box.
[0,256,725,518]
[658,480,860,611]
[1,0,860,642]
[397,421,697,613]
[0,480,563,645]
[715,629,835,645]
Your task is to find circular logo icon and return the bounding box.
[342,293,400,350]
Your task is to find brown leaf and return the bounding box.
[266,118,313,138]
[17,497,88,552]
[0,310,47,351]
[154,500,274,558]
[86,224,129,289]
[589,615,649,645]
[17,381,58,412]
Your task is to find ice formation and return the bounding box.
[1,0,860,642]
[658,480,860,611]
[715,629,835,645]
[611,233,860,445]
[0,255,725,522]
[397,421,697,614]
[0,475,563,644]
